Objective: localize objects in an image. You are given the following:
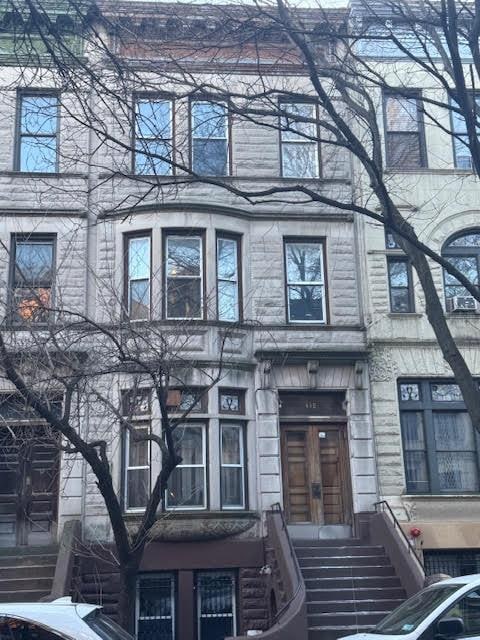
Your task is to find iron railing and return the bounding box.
[374,500,425,575]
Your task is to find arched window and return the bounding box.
[443,231,480,307]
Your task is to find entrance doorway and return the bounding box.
[281,424,351,525]
[0,425,59,547]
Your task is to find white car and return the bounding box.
[341,574,480,640]
[0,597,134,640]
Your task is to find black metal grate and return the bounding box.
[424,550,480,577]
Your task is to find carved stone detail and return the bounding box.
[369,347,398,382]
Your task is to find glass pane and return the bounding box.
[167,237,201,277]
[21,95,57,134]
[217,238,237,281]
[288,284,324,322]
[192,102,227,138]
[129,237,150,280]
[15,241,53,284]
[448,233,480,247]
[444,256,479,288]
[220,393,240,413]
[192,139,228,176]
[388,260,409,287]
[433,412,475,450]
[444,589,480,634]
[391,288,411,312]
[136,100,171,138]
[20,136,56,172]
[168,467,204,507]
[385,96,419,131]
[130,280,150,320]
[14,287,51,322]
[198,572,234,614]
[404,451,430,493]
[386,132,422,168]
[281,103,316,140]
[135,140,172,175]
[129,430,149,467]
[221,425,241,464]
[127,468,149,508]
[138,574,173,618]
[386,231,401,249]
[401,412,425,450]
[454,136,472,169]
[437,451,479,491]
[431,384,463,402]
[282,142,317,178]
[400,383,420,402]
[286,243,323,283]
[218,280,238,322]
[166,277,201,318]
[173,426,203,464]
[221,467,243,507]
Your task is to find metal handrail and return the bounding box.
[374,500,425,574]
[270,502,303,624]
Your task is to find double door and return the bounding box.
[0,425,59,547]
[281,423,351,525]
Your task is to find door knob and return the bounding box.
[312,483,322,499]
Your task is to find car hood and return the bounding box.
[339,634,409,640]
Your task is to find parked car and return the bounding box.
[341,574,480,640]
[0,597,134,640]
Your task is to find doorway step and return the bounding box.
[293,538,406,640]
[0,545,58,602]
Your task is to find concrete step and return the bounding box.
[307,598,404,613]
[305,576,402,590]
[0,577,54,592]
[298,554,390,567]
[0,565,56,580]
[295,545,385,557]
[0,553,57,567]
[308,624,375,640]
[301,565,396,579]
[0,590,51,603]
[294,539,365,548]
[308,611,388,627]
[306,586,406,601]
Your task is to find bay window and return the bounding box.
[216,235,240,322]
[125,234,151,320]
[166,424,206,509]
[165,233,203,319]
[220,423,245,509]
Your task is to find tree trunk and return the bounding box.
[118,563,139,633]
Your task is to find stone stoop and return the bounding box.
[0,546,58,603]
[293,538,406,640]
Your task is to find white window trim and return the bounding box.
[191,100,230,176]
[166,423,207,510]
[165,234,204,320]
[220,422,245,510]
[217,236,239,322]
[196,571,236,640]
[134,97,173,176]
[285,241,326,324]
[127,235,151,321]
[124,421,151,513]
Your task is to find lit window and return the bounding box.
[191,101,229,176]
[285,240,325,323]
[17,94,58,172]
[135,98,173,175]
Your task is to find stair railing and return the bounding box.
[374,500,425,576]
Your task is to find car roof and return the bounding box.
[431,574,480,586]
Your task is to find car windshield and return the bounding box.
[84,611,134,640]
[373,584,464,635]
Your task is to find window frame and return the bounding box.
[124,231,152,321]
[15,91,60,173]
[190,98,231,177]
[9,233,56,325]
[133,94,175,176]
[450,93,480,171]
[136,572,176,640]
[399,379,480,495]
[220,421,247,510]
[442,230,480,304]
[165,422,208,511]
[279,99,321,179]
[195,570,237,640]
[283,237,328,324]
[383,90,427,169]
[387,255,415,313]
[163,230,206,320]
[216,232,242,323]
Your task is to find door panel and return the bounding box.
[319,428,347,525]
[282,431,311,523]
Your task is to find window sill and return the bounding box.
[1,170,88,179]
[384,168,473,176]
[388,313,423,318]
[403,494,480,500]
[445,312,480,319]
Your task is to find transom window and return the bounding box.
[165,233,203,320]
[191,101,229,176]
[443,231,480,306]
[399,380,480,494]
[134,97,173,175]
[17,93,58,173]
[384,92,426,169]
[285,239,326,323]
[280,102,319,178]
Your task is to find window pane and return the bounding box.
[218,281,238,322]
[390,288,411,312]
[448,233,480,248]
[129,237,150,280]
[401,412,425,450]
[137,574,174,640]
[174,426,203,464]
[167,237,201,276]
[282,142,317,178]
[21,95,57,134]
[385,96,419,131]
[14,287,51,322]
[404,451,430,493]
[454,135,472,169]
[222,426,241,464]
[221,467,243,507]
[444,256,479,287]
[433,412,475,450]
[288,284,324,322]
[217,238,237,280]
[286,243,323,283]
[431,384,463,402]
[167,278,201,318]
[168,467,204,507]
[197,572,235,640]
[192,102,226,138]
[15,241,53,284]
[192,139,228,176]
[388,260,409,287]
[130,281,150,319]
[386,132,422,168]
[20,136,56,172]
[437,452,479,491]
[281,103,316,140]
[127,468,149,509]
[135,140,172,175]
[129,432,149,467]
[136,100,171,138]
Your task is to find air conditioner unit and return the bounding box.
[447,296,478,312]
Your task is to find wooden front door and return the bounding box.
[0,425,59,547]
[281,424,351,525]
